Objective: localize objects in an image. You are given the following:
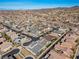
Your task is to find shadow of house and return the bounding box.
[1,48,20,59]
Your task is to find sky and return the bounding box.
[0,0,79,10]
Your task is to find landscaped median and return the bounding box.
[37,30,69,59]
[73,46,78,59]
[73,37,79,59]
[73,38,79,59]
[39,38,57,55]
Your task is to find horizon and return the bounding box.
[0,0,79,10]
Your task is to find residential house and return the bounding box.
[0,42,13,52]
